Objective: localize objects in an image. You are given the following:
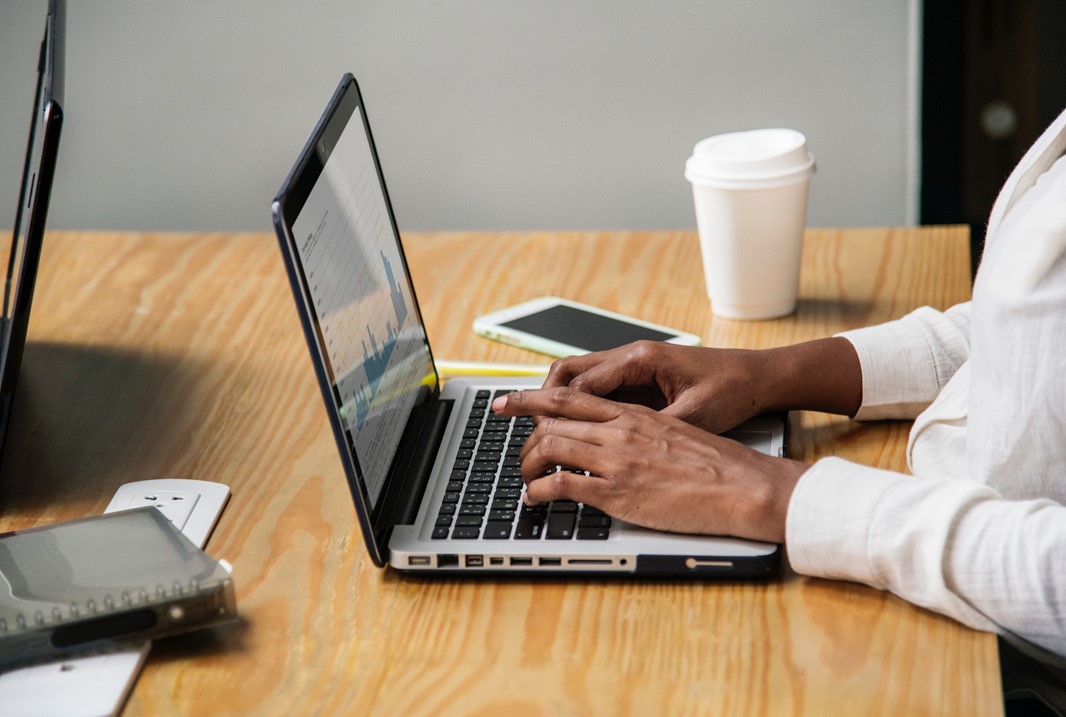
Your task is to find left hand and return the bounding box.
[491,387,808,544]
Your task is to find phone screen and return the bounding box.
[499,304,675,352]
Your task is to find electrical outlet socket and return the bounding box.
[104,479,230,550]
[130,490,199,530]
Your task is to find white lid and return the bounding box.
[685,128,816,189]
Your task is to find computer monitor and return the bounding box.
[0,0,65,454]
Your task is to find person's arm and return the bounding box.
[788,458,1066,660]
[838,302,971,421]
[538,337,862,435]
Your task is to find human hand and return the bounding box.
[491,387,807,543]
[541,337,863,434]
[541,341,770,434]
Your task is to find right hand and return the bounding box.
[540,341,770,434]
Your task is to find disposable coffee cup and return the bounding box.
[685,129,815,320]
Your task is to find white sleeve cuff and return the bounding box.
[838,304,971,420]
[785,457,901,588]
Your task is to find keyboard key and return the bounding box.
[550,500,579,514]
[576,527,610,540]
[514,517,544,539]
[578,515,611,528]
[521,503,548,518]
[455,515,484,527]
[546,512,576,539]
[459,505,486,516]
[482,521,513,539]
[488,509,516,521]
[491,498,520,511]
[432,526,449,540]
[435,514,453,527]
[461,494,490,506]
[442,491,461,504]
[438,503,456,516]
[452,527,481,540]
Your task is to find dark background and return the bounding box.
[922,0,1066,276]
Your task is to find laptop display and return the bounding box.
[1,0,65,455]
[273,74,783,577]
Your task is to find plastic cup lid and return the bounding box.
[685,128,816,189]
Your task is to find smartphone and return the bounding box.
[473,296,702,358]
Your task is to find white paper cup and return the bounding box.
[685,129,815,320]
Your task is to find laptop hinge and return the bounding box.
[374,398,454,544]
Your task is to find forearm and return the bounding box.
[753,337,863,417]
[789,458,1066,659]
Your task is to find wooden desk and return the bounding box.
[0,227,1000,716]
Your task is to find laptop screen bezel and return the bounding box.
[1,0,65,452]
[271,74,441,566]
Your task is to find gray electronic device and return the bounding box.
[0,508,237,671]
[1,0,65,459]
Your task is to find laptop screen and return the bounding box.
[282,82,436,511]
[1,0,64,446]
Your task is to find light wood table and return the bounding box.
[0,227,1001,716]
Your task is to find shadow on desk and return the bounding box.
[0,341,207,520]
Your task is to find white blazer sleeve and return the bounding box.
[787,458,1066,661]
[836,303,971,421]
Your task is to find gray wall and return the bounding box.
[1,1,919,234]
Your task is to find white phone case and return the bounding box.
[473,296,702,358]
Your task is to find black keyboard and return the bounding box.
[431,389,612,541]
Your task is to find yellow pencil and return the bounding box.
[434,359,551,378]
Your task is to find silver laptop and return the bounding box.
[271,74,784,577]
[1,0,65,458]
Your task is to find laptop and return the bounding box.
[1,0,65,457]
[272,74,784,577]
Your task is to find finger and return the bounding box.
[519,430,604,477]
[492,386,627,423]
[524,469,609,508]
[540,354,595,389]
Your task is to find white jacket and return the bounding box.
[786,107,1066,666]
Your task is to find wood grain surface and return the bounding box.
[0,227,1000,716]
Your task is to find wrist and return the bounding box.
[757,337,862,417]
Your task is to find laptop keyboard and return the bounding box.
[431,390,612,541]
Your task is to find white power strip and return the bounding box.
[0,479,230,717]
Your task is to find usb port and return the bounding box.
[466,555,484,567]
[408,555,432,567]
[510,557,533,567]
[489,557,504,566]
[539,557,561,567]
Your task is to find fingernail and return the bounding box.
[491,395,508,412]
